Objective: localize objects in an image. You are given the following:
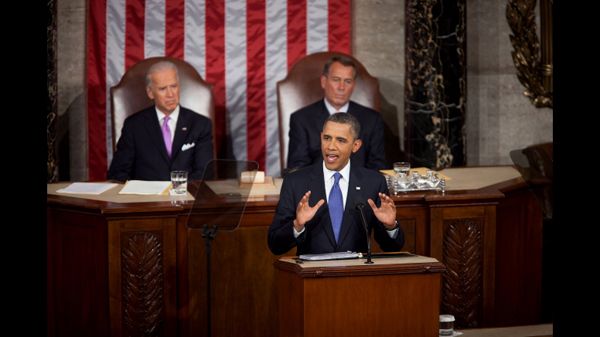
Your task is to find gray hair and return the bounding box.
[145,60,179,88]
[323,112,361,140]
[322,55,357,79]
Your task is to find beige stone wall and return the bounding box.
[57,0,86,180]
[56,0,552,179]
[353,0,406,151]
[465,0,553,165]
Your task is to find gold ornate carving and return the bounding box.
[122,232,164,336]
[441,218,483,328]
[506,0,553,108]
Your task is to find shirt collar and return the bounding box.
[155,105,180,122]
[323,99,349,114]
[322,160,351,182]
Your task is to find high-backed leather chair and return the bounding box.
[110,56,216,155]
[276,51,381,173]
[510,142,553,219]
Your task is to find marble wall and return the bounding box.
[55,0,552,180]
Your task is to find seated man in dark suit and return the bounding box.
[286,55,386,173]
[268,113,404,255]
[108,60,213,181]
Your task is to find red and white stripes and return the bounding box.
[87,0,351,180]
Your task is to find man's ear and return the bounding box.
[352,139,363,153]
[146,86,154,100]
[320,75,327,90]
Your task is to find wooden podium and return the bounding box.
[275,254,446,337]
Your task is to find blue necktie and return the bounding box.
[329,172,343,242]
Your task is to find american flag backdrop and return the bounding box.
[86,0,351,180]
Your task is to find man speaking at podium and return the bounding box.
[268,113,404,255]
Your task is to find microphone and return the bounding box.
[355,203,374,264]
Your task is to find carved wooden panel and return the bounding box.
[430,204,496,328]
[441,218,484,328]
[108,218,177,337]
[121,232,164,337]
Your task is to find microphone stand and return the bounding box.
[201,224,218,337]
[356,203,374,264]
[188,159,259,337]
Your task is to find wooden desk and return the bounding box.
[275,255,445,337]
[46,166,543,336]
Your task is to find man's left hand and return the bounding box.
[367,192,396,229]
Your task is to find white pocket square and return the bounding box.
[181,142,196,151]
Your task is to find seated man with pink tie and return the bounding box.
[107,60,213,181]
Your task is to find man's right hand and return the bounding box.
[294,191,325,231]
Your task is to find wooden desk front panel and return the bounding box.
[47,208,109,337]
[179,205,424,337]
[494,187,543,326]
[47,204,180,337]
[278,271,442,337]
[396,205,429,255]
[47,176,542,337]
[179,210,285,337]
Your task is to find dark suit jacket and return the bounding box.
[268,162,404,255]
[287,100,386,172]
[107,106,213,181]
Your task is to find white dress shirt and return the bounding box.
[323,161,351,210]
[324,98,349,114]
[156,105,180,143]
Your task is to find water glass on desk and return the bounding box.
[393,162,411,176]
[170,170,188,195]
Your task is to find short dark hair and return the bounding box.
[322,55,357,79]
[323,112,361,140]
[145,60,179,88]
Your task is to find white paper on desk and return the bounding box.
[205,177,281,196]
[119,180,172,195]
[298,251,361,261]
[56,182,119,195]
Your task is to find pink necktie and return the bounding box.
[162,116,172,157]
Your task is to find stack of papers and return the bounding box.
[56,182,119,195]
[298,251,362,261]
[118,180,172,195]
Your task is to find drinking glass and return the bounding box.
[170,170,188,195]
[393,162,411,176]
